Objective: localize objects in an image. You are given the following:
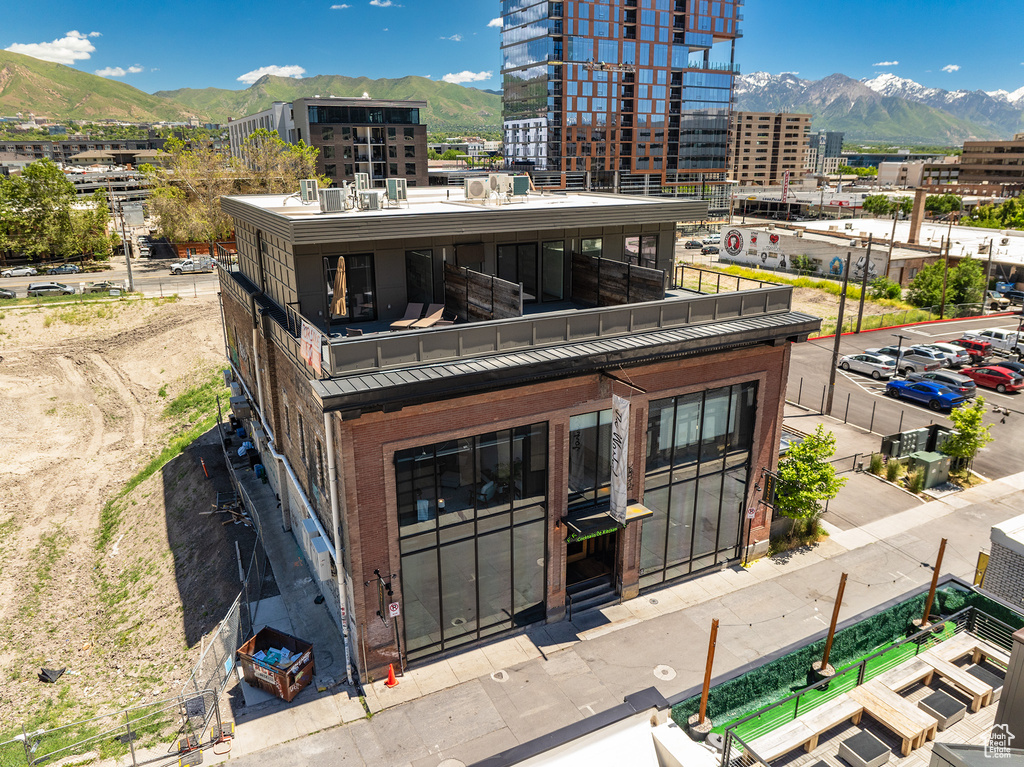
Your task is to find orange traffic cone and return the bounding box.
[385,663,399,688]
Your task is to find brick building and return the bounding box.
[959,133,1024,197]
[728,112,811,186]
[216,179,819,679]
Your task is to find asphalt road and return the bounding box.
[789,314,1024,480]
[0,257,220,299]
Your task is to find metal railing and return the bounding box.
[672,264,779,293]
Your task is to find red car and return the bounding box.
[960,365,1024,393]
[948,338,992,362]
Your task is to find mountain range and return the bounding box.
[734,72,1024,145]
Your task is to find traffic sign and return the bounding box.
[388,602,400,619]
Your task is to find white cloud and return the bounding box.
[369,0,400,6]
[236,65,306,84]
[331,3,350,7]
[95,65,144,77]
[873,60,899,67]
[942,64,960,73]
[441,34,462,41]
[488,18,502,28]
[5,30,101,65]
[443,70,492,84]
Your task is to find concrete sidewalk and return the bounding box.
[209,416,1022,767]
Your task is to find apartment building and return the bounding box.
[216,178,818,678]
[808,130,844,175]
[500,0,744,208]
[728,112,810,186]
[959,133,1024,195]
[0,137,167,165]
[228,97,428,189]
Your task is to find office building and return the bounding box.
[728,112,810,186]
[500,0,744,209]
[228,97,428,189]
[959,133,1024,195]
[809,130,844,174]
[216,177,819,678]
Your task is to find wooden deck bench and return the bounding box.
[745,720,815,762]
[798,694,865,751]
[872,657,935,692]
[847,681,938,756]
[930,632,1011,667]
[920,655,993,712]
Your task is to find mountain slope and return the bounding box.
[155,74,502,131]
[735,72,1009,144]
[0,50,200,122]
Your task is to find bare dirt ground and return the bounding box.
[0,295,252,737]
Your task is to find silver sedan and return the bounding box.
[838,352,897,380]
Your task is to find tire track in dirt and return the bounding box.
[89,352,146,452]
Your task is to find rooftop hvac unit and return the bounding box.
[844,222,854,230]
[489,173,511,193]
[358,190,381,211]
[353,172,371,191]
[311,536,333,582]
[1002,238,1010,246]
[511,175,530,196]
[300,178,319,203]
[229,395,251,420]
[386,177,407,202]
[465,177,489,201]
[319,187,347,213]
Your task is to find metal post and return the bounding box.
[884,210,898,280]
[985,238,995,295]
[855,235,873,333]
[898,409,904,433]
[698,618,720,725]
[716,273,722,294]
[844,392,851,423]
[939,237,951,319]
[825,251,853,415]
[797,377,803,405]
[820,385,826,413]
[820,573,848,671]
[921,538,948,627]
[125,710,137,766]
[869,401,876,433]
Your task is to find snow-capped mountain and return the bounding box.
[987,86,1024,107]
[733,71,1021,144]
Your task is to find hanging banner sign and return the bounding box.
[609,394,630,525]
[300,321,323,377]
[782,171,790,203]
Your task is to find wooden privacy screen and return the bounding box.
[571,252,666,306]
[444,263,524,322]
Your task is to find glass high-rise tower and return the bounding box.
[501,0,742,209]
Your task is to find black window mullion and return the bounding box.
[713,387,736,558]
[433,446,446,652]
[660,398,678,583]
[686,390,708,575]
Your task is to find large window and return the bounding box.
[396,424,548,660]
[640,382,757,588]
[568,410,611,509]
[324,254,375,323]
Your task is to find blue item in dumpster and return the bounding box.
[236,427,246,438]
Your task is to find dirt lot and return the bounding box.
[0,295,254,737]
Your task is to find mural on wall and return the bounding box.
[719,227,885,281]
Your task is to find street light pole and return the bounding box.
[114,196,135,293]
[892,332,911,375]
[826,251,853,415]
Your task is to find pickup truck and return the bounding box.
[866,345,944,375]
[961,328,1023,356]
[168,257,216,275]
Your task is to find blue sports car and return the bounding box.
[884,380,967,411]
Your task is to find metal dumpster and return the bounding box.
[237,626,314,703]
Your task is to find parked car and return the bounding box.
[0,287,15,300]
[838,352,896,380]
[683,240,703,249]
[82,280,122,294]
[47,263,81,275]
[702,235,721,245]
[26,281,75,296]
[701,245,720,255]
[1,266,38,278]
[1002,290,1024,306]
[961,328,1023,356]
[905,370,977,398]
[914,343,968,368]
[948,337,992,362]
[960,366,1024,393]
[990,360,1024,377]
[866,345,943,375]
[987,291,1011,310]
[884,379,968,411]
[920,342,972,368]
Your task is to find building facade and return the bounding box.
[0,137,166,165]
[228,97,429,189]
[216,179,818,680]
[728,112,810,186]
[959,133,1024,195]
[809,130,843,174]
[500,0,744,209]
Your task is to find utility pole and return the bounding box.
[855,234,873,333]
[106,180,136,293]
[826,251,852,415]
[884,209,899,280]
[939,236,951,320]
[984,237,995,293]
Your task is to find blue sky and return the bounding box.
[3,0,1023,95]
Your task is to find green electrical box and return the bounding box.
[908,451,951,489]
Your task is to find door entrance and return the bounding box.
[565,531,617,587]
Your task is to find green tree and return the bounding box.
[837,165,878,177]
[440,149,461,161]
[862,195,912,219]
[941,397,993,470]
[868,276,902,300]
[968,197,1024,230]
[925,193,962,215]
[71,190,118,260]
[775,424,846,537]
[0,159,77,262]
[906,257,986,309]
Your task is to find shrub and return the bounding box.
[907,469,924,494]
[886,458,901,483]
[869,453,884,475]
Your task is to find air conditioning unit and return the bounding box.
[353,172,371,191]
[311,536,332,582]
[844,222,854,230]
[1002,238,1010,246]
[465,177,489,200]
[300,518,320,555]
[229,395,251,420]
[767,223,775,230]
[319,187,347,213]
[386,177,407,202]
[358,190,381,211]
[489,173,511,192]
[511,175,530,196]
[300,179,319,203]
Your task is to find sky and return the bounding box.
[2,0,1023,95]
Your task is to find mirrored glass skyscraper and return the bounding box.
[501,0,742,208]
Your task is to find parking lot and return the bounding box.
[789,314,1024,480]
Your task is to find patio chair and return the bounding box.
[389,302,425,331]
[410,304,446,329]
